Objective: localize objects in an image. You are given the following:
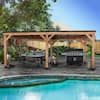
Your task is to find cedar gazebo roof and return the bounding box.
[3,30,96,70]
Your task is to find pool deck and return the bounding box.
[0,57,100,77]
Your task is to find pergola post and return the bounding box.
[91,34,95,70]
[85,33,96,70]
[40,34,49,69]
[4,35,8,67]
[3,34,12,67]
[45,34,49,69]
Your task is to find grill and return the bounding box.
[62,49,84,66]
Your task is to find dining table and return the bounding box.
[20,52,45,64]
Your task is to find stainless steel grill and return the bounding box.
[62,49,84,65]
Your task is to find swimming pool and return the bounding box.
[0,76,100,100]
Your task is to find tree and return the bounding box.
[0,0,57,32]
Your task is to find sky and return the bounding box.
[49,0,100,40]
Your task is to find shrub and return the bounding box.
[87,44,92,57]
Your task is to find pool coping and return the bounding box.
[0,74,65,88]
[1,74,100,88]
[1,74,100,80]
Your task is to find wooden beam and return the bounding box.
[45,35,49,68]
[48,34,55,41]
[45,40,49,68]
[4,31,95,36]
[46,34,49,40]
[4,32,46,36]
[6,34,12,41]
[91,34,96,70]
[86,34,93,41]
[3,34,12,67]
[4,35,7,67]
[40,35,46,41]
[49,37,87,41]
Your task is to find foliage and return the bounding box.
[0,0,57,33]
[8,45,17,58]
[0,45,19,62]
[0,0,58,61]
[87,44,92,57]
[49,46,67,57]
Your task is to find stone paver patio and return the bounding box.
[0,57,100,77]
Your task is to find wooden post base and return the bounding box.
[44,67,49,70]
[88,67,96,71]
[4,65,10,68]
[4,64,15,68]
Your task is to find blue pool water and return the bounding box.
[0,80,100,100]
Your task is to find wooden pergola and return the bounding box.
[3,30,96,70]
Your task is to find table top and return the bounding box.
[21,53,45,58]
